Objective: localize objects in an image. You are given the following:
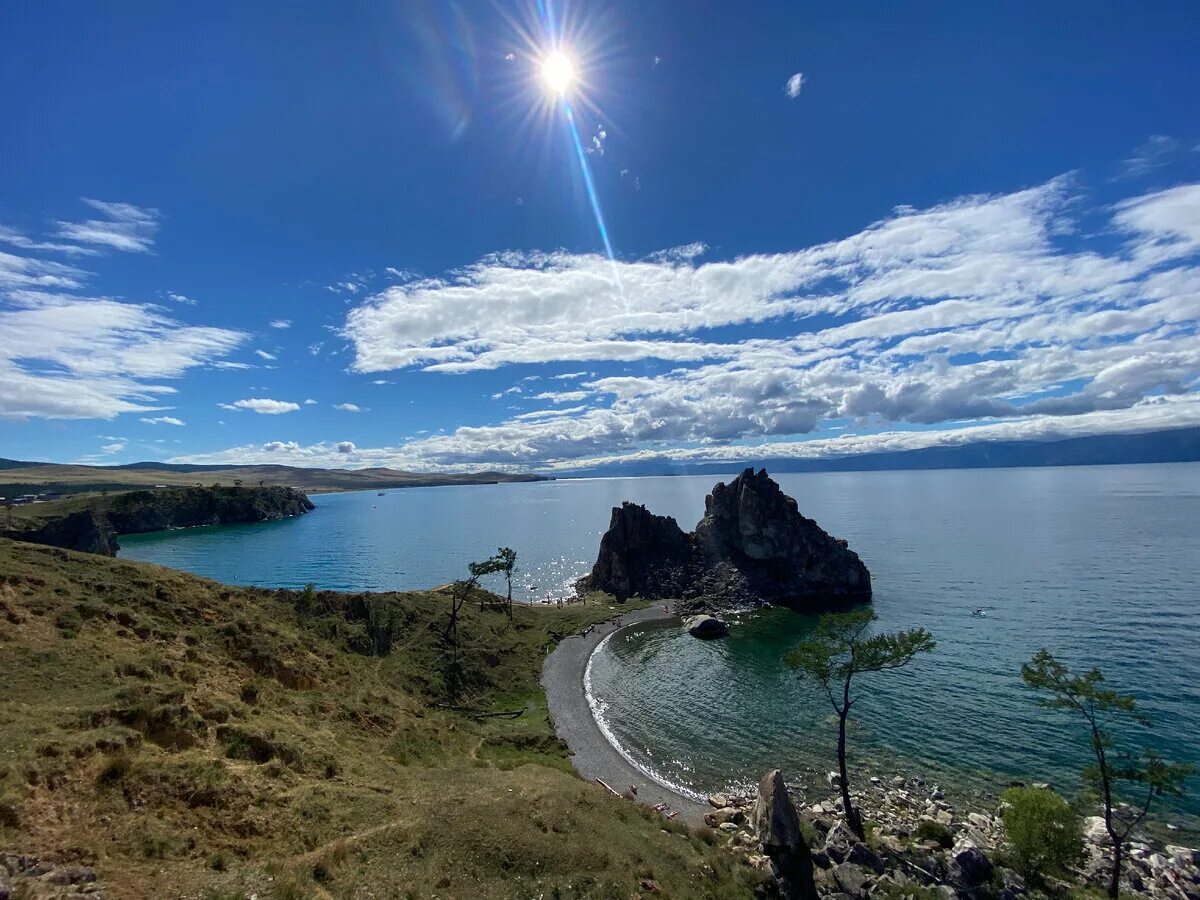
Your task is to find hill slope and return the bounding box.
[0,540,760,898]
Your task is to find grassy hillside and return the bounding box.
[0,539,761,898]
[0,459,547,495]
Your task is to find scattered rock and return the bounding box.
[824,822,857,864]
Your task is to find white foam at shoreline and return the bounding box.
[583,624,709,805]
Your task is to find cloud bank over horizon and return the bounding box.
[175,175,1200,472]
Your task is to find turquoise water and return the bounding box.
[121,464,1200,825]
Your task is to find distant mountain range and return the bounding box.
[562,427,1200,478]
[0,459,548,495]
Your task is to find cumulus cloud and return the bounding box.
[785,72,805,98]
[336,441,356,453]
[100,442,126,454]
[140,415,185,426]
[55,198,159,253]
[304,398,318,405]
[218,398,300,415]
[333,403,364,412]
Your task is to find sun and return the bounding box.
[540,50,576,95]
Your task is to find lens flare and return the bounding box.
[541,50,575,94]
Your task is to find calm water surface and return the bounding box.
[122,464,1200,824]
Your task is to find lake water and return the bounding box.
[121,464,1200,826]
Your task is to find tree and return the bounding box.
[1000,785,1082,879]
[1021,650,1193,898]
[785,609,935,840]
[494,547,517,620]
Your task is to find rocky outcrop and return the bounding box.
[751,769,818,900]
[5,510,118,556]
[103,485,314,536]
[577,468,871,613]
[582,502,691,601]
[3,485,314,556]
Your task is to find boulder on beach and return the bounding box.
[576,468,871,613]
[684,614,728,639]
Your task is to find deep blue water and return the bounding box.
[121,464,1200,825]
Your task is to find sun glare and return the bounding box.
[541,50,576,94]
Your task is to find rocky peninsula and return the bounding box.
[2,485,314,556]
[577,468,871,613]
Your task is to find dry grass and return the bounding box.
[0,538,764,898]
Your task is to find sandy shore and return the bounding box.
[541,605,710,826]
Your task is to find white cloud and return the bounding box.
[55,198,159,253]
[333,403,364,412]
[100,442,126,454]
[218,398,301,415]
[269,319,292,329]
[254,349,277,360]
[1114,135,1182,180]
[0,294,245,420]
[785,72,806,98]
[140,415,185,426]
[165,292,196,305]
[0,225,98,257]
[304,398,318,405]
[321,177,1200,469]
[336,441,356,453]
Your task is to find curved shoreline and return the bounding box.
[541,606,710,826]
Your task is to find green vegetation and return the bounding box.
[784,608,935,840]
[912,819,953,849]
[0,537,763,898]
[999,786,1083,880]
[1022,650,1193,897]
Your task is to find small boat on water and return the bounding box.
[377,491,386,496]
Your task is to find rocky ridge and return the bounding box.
[577,468,871,613]
[2,485,314,556]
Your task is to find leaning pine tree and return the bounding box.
[785,609,935,841]
[1021,650,1193,898]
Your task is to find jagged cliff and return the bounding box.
[577,468,871,612]
[3,485,314,556]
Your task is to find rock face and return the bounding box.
[582,502,691,601]
[8,510,118,556]
[3,485,314,556]
[578,468,871,612]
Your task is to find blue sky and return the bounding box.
[2,1,1198,472]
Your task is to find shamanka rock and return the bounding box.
[577,468,871,612]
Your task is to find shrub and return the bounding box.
[913,819,953,848]
[1000,786,1083,878]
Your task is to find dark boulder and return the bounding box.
[577,469,870,613]
[684,614,729,639]
[949,846,994,887]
